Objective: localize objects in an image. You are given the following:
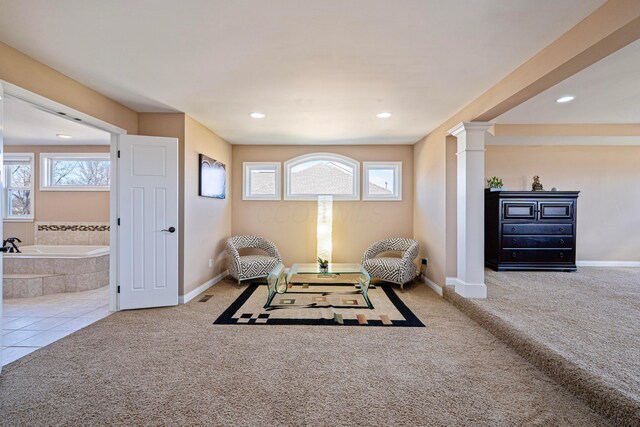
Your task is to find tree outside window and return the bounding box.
[4,154,34,220]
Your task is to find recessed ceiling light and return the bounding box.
[250,112,266,119]
[376,112,392,119]
[56,134,72,139]
[556,95,575,103]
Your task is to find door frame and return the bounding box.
[0,81,127,312]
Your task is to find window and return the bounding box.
[243,162,281,200]
[40,153,110,191]
[284,153,360,200]
[363,162,402,201]
[3,153,34,220]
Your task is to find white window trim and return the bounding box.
[243,162,281,200]
[284,152,360,201]
[3,152,35,222]
[363,161,402,201]
[40,152,110,191]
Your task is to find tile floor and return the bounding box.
[1,286,110,366]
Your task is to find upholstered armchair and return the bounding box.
[361,238,419,291]
[226,235,282,284]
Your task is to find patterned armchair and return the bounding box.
[226,235,282,284]
[361,238,419,291]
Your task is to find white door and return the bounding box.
[118,135,179,310]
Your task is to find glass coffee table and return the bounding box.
[265,263,372,309]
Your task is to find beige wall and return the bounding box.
[0,42,138,133]
[485,145,640,261]
[184,116,232,295]
[413,135,447,285]
[232,145,413,266]
[3,145,110,245]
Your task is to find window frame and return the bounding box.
[3,153,35,222]
[362,161,402,201]
[40,152,111,192]
[284,152,360,201]
[243,162,281,200]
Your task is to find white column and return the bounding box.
[448,122,491,298]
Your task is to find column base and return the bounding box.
[447,277,487,299]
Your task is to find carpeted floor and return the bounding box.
[0,277,610,426]
[446,267,640,426]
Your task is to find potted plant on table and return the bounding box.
[487,176,505,191]
[317,257,329,272]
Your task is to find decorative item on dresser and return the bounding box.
[485,190,579,272]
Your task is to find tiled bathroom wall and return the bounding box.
[35,222,110,246]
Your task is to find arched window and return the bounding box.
[284,153,360,200]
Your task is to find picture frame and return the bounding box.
[199,154,226,199]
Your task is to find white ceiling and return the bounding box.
[3,96,110,146]
[496,40,640,124]
[0,0,604,145]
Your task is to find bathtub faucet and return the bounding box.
[2,237,21,253]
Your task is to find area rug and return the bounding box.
[213,280,424,327]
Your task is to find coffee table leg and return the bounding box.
[359,275,374,309]
[265,263,287,308]
[264,287,277,309]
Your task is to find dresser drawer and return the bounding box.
[502,224,573,235]
[502,235,573,248]
[539,201,574,220]
[502,201,536,220]
[501,249,574,263]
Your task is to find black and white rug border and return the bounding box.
[213,282,425,327]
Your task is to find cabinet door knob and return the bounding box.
[559,252,565,258]
[511,227,516,232]
[560,238,565,245]
[559,227,564,232]
[511,252,517,258]
[512,238,517,245]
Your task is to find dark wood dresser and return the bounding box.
[485,190,579,271]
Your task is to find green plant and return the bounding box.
[317,257,329,267]
[487,176,503,189]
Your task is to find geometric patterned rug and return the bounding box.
[213,281,424,327]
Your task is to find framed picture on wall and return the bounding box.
[199,154,226,199]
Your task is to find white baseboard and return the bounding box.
[179,270,228,304]
[446,277,487,299]
[576,261,640,267]
[420,275,443,296]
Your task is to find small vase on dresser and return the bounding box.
[485,190,579,272]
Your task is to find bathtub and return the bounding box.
[4,245,109,258]
[3,245,110,299]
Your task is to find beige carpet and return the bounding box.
[0,278,609,426]
[446,267,640,426]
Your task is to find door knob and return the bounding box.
[161,227,176,233]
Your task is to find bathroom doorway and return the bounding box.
[1,88,116,366]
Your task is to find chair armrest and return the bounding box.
[226,238,242,276]
[400,242,420,276]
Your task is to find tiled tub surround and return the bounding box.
[35,221,110,246]
[3,247,109,299]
